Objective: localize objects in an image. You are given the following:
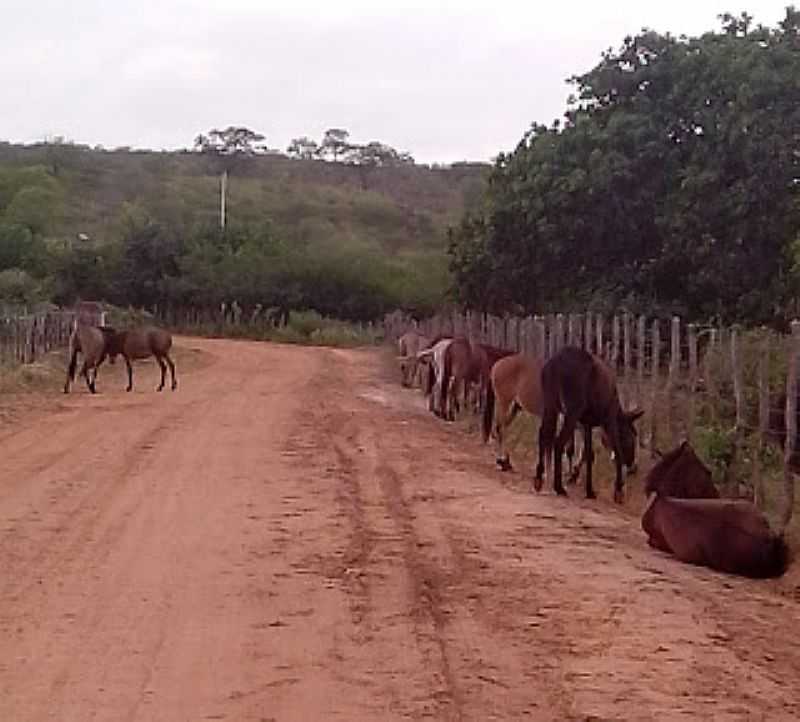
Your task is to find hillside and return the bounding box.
[0,141,489,318]
[0,142,486,250]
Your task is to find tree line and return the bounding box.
[447,9,800,327]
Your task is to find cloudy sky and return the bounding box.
[0,1,791,163]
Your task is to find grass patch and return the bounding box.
[171,309,383,348]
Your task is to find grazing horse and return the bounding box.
[63,324,116,394]
[484,352,601,478]
[396,330,430,388]
[106,326,177,392]
[416,336,453,417]
[641,492,789,578]
[535,346,642,503]
[441,340,516,421]
[644,441,719,499]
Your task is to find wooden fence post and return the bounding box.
[535,316,546,358]
[781,320,800,530]
[730,326,745,432]
[584,313,593,354]
[623,312,632,383]
[755,330,770,508]
[555,314,565,353]
[704,329,718,424]
[637,316,647,410]
[666,316,680,443]
[687,323,698,437]
[596,315,604,359]
[648,320,661,455]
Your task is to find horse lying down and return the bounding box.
[641,493,790,578]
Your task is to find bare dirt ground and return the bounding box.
[2,337,800,721]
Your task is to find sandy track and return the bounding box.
[1,338,799,721]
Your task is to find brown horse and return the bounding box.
[483,352,603,478]
[416,336,453,417]
[641,493,789,578]
[438,338,514,421]
[535,346,642,503]
[396,330,430,388]
[644,441,719,499]
[63,324,117,394]
[106,326,177,392]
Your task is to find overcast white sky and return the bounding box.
[0,1,791,163]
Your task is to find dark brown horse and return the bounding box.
[641,493,789,578]
[440,338,514,421]
[644,441,719,499]
[106,326,177,392]
[63,324,117,394]
[483,352,613,478]
[535,346,642,503]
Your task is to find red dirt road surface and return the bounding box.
[2,337,800,721]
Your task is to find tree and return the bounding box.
[286,136,319,160]
[194,126,266,156]
[448,10,800,325]
[318,128,352,161]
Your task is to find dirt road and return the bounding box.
[1,338,799,721]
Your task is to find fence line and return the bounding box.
[384,309,798,518]
[0,312,78,366]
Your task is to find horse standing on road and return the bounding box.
[106,326,178,392]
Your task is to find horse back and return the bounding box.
[490,353,545,416]
[647,495,787,577]
[122,326,173,359]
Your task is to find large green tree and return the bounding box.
[449,9,800,324]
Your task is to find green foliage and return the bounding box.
[0,268,46,306]
[448,10,800,325]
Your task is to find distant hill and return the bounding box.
[0,141,489,318]
[0,141,488,255]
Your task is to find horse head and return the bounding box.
[617,406,644,473]
[99,326,119,363]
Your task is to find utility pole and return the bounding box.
[220,169,228,231]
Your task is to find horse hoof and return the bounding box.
[586,490,597,500]
[496,457,512,472]
[613,489,625,504]
[555,487,568,497]
[532,476,544,492]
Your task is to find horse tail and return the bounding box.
[482,381,495,443]
[64,331,80,392]
[441,346,452,417]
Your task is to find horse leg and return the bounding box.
[583,425,596,499]
[534,407,558,492]
[64,348,80,394]
[166,354,177,390]
[124,356,134,392]
[565,431,576,484]
[494,400,514,471]
[79,361,94,393]
[553,412,580,496]
[156,356,167,392]
[605,419,625,504]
